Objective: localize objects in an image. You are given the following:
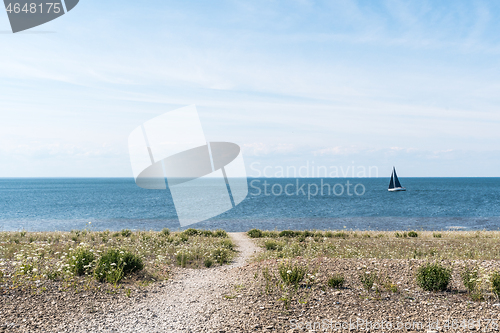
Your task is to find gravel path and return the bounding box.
[61,232,260,333]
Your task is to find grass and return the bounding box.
[359,271,378,291]
[250,229,500,261]
[0,228,236,292]
[327,274,345,288]
[278,261,307,286]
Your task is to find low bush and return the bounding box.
[68,247,95,276]
[213,229,228,238]
[461,266,479,293]
[327,274,345,288]
[408,231,418,238]
[279,230,298,238]
[302,231,314,237]
[161,228,170,236]
[359,271,377,291]
[279,262,307,285]
[219,239,234,250]
[176,251,189,267]
[264,239,283,251]
[248,229,263,238]
[263,231,279,238]
[491,271,500,297]
[416,262,452,291]
[94,249,144,284]
[433,233,442,238]
[204,258,213,268]
[183,228,200,236]
[121,229,132,237]
[211,247,231,265]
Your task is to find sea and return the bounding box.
[1,177,499,232]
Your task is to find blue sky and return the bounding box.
[1,0,500,177]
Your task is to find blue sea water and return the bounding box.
[0,177,499,232]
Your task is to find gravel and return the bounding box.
[2,234,500,333]
[0,232,259,333]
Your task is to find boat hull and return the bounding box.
[388,187,406,192]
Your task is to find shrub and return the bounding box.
[121,229,132,237]
[324,231,333,238]
[416,262,452,291]
[248,229,263,238]
[491,271,500,297]
[302,230,314,237]
[461,266,479,293]
[433,233,442,238]
[407,231,418,238]
[213,229,228,238]
[68,247,95,276]
[359,271,377,291]
[183,228,199,236]
[263,231,279,238]
[332,232,348,238]
[395,232,407,238]
[328,274,345,288]
[279,262,307,285]
[204,258,213,268]
[176,251,189,267]
[201,230,213,237]
[220,239,234,250]
[212,247,231,265]
[94,249,144,283]
[264,239,283,251]
[178,233,189,243]
[279,230,298,238]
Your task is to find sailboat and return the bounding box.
[388,167,406,192]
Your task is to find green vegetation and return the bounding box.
[94,249,143,284]
[491,271,500,297]
[250,229,500,261]
[359,271,377,291]
[0,228,236,291]
[416,262,452,291]
[68,247,95,276]
[278,261,307,286]
[264,239,284,251]
[327,274,345,288]
[247,229,263,238]
[461,266,479,293]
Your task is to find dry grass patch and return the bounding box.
[249,230,500,261]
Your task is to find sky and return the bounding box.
[1,0,500,177]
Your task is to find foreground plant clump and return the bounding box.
[248,229,500,260]
[0,228,236,292]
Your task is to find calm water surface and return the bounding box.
[0,178,499,231]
